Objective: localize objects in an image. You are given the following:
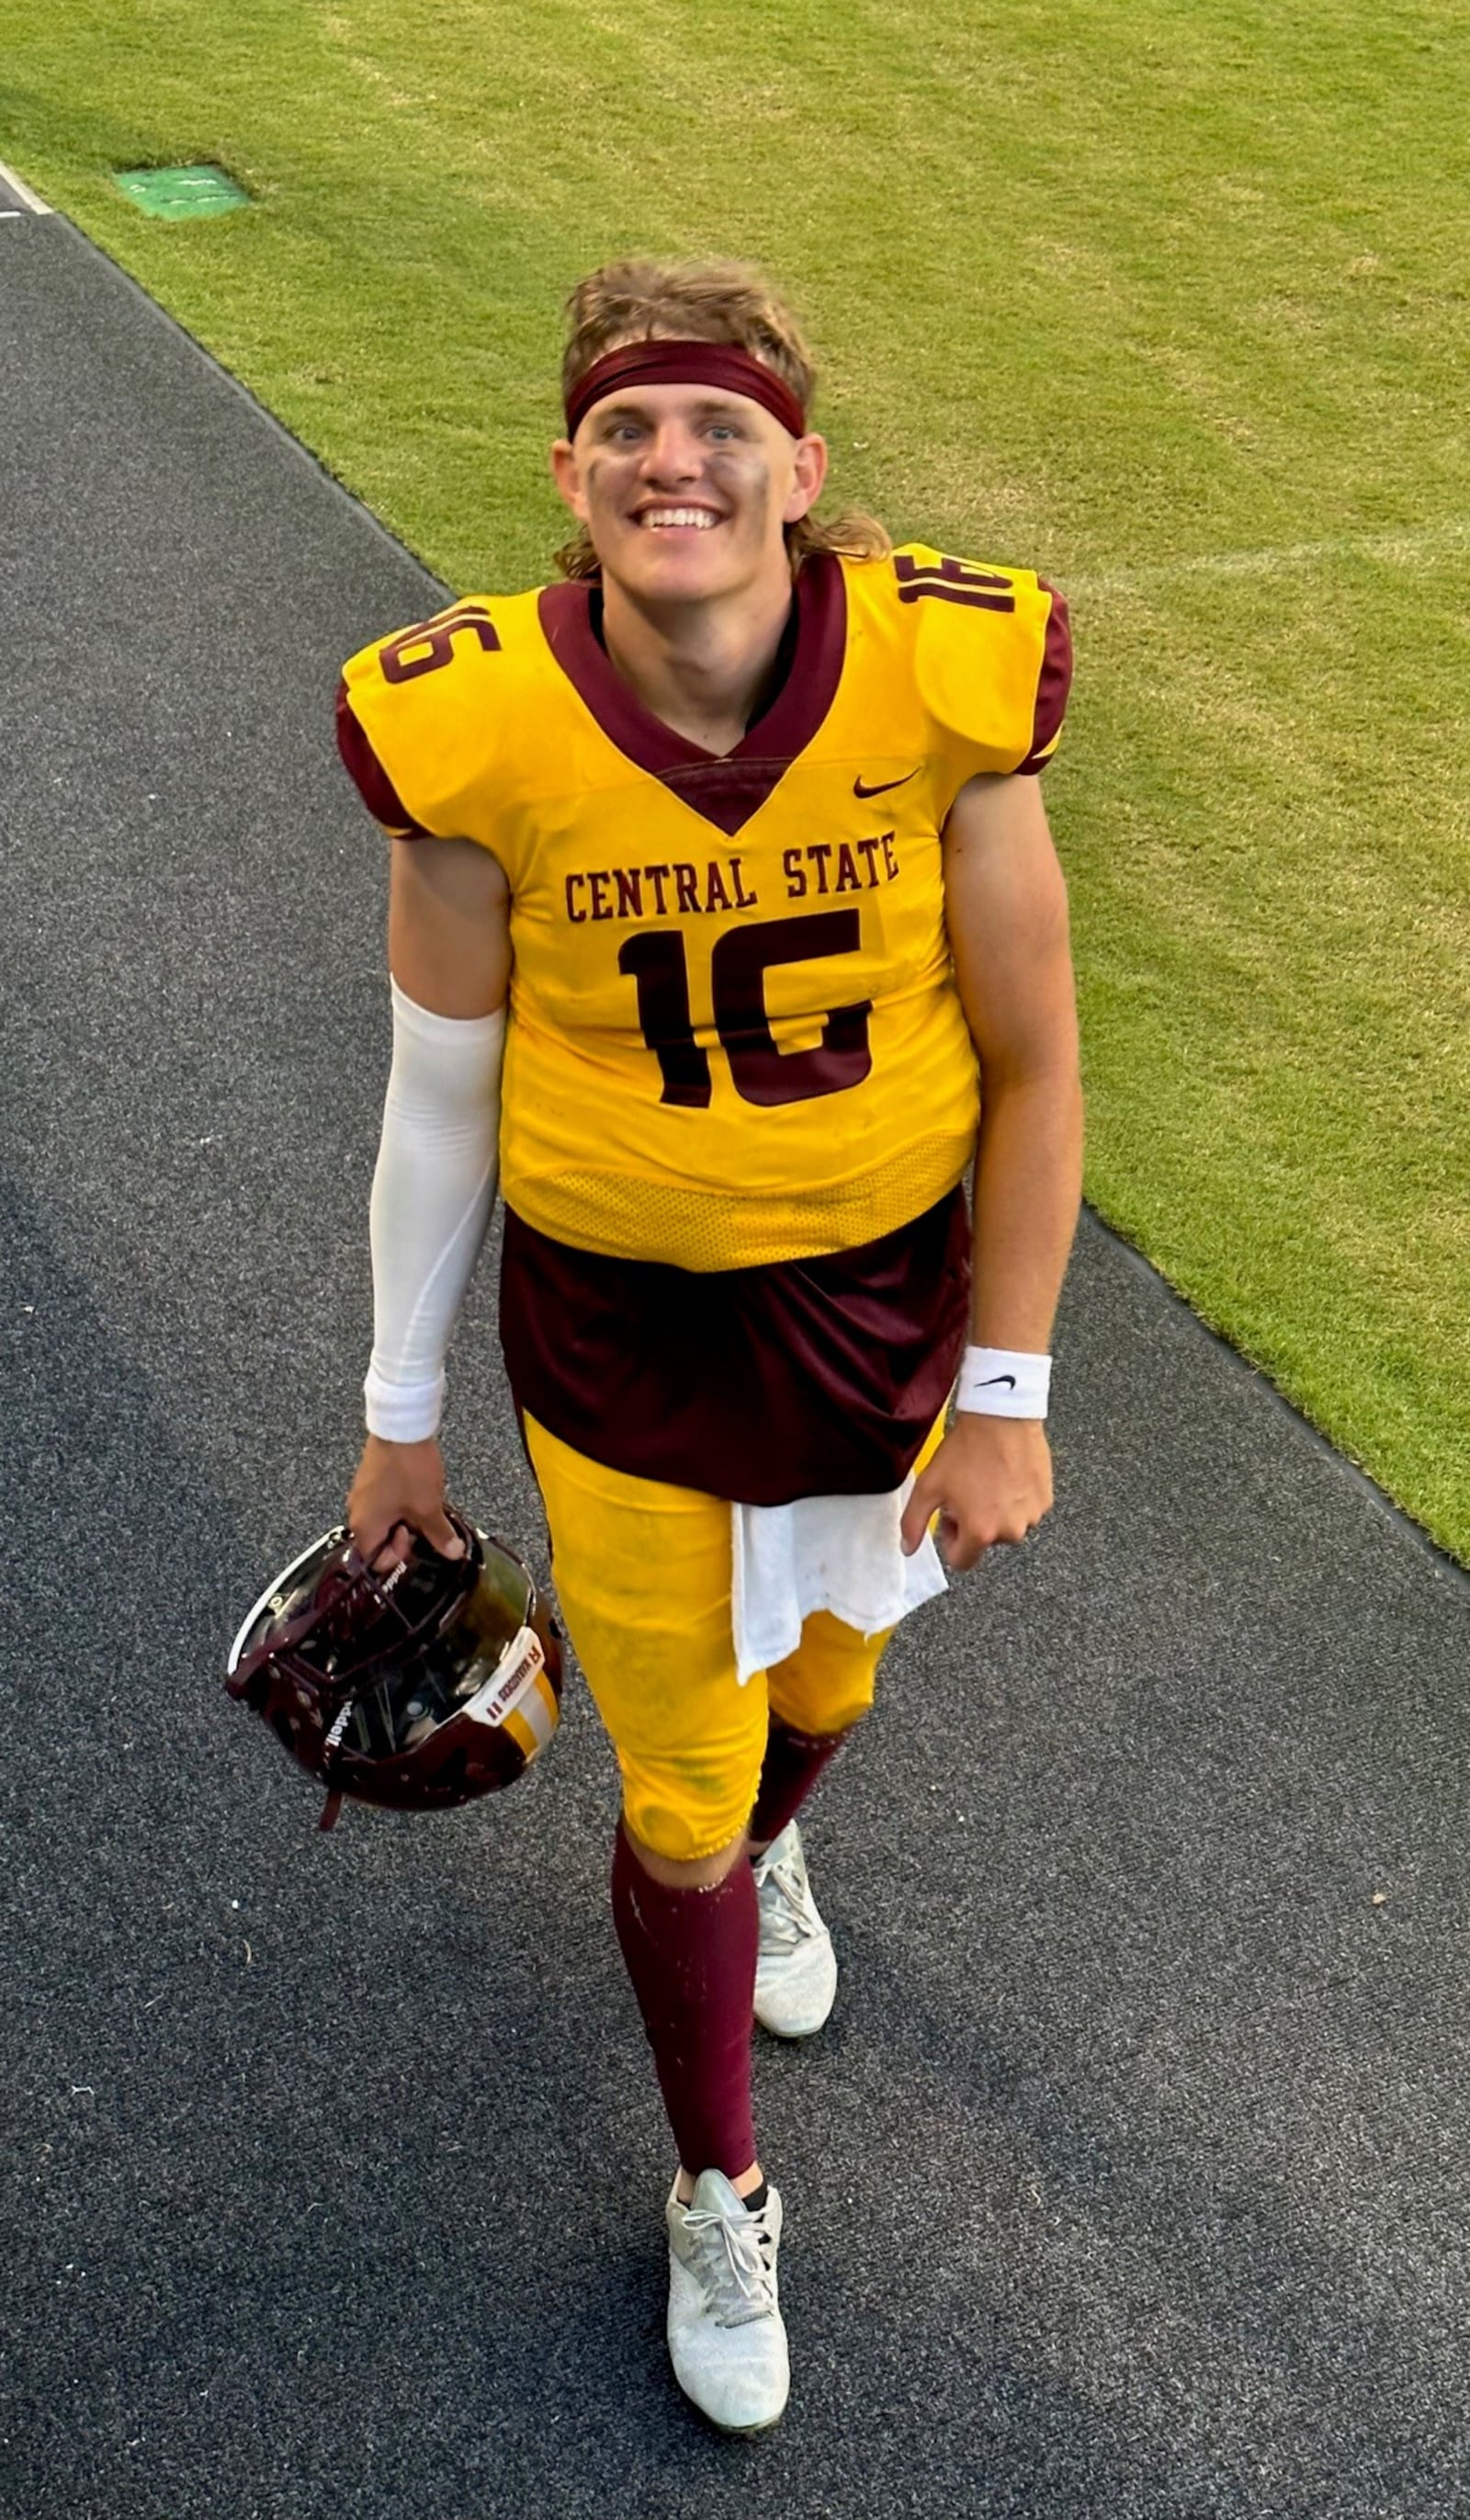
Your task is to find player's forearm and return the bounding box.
[364,981,505,1440]
[967,1061,1083,1351]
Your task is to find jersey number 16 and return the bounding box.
[619,909,873,1110]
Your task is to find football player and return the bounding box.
[335,257,1081,2433]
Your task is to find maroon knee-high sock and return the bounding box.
[610,1823,759,2179]
[749,1718,852,1848]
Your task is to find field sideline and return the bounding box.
[4,0,1466,1560]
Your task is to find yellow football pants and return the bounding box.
[524,1406,944,1862]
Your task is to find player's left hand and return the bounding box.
[899,1413,1054,1572]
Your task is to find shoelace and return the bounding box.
[680,2203,776,2327]
[753,1849,818,1951]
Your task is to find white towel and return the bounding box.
[730,1477,948,1686]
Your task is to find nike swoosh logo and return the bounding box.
[853,769,918,800]
[978,1374,1016,1389]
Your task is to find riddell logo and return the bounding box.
[324,1703,353,1752]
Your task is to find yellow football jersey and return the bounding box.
[338,546,1069,1271]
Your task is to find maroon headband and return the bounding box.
[565,339,808,441]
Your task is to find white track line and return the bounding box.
[0,157,51,214]
[1071,516,1470,598]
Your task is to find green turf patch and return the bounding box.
[112,163,250,221]
[3,0,1465,1560]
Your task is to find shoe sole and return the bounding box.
[677,2381,789,2436]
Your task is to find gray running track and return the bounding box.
[3,206,1467,2520]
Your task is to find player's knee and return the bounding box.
[621,1811,750,1888]
[766,1608,886,1738]
[619,1754,764,1871]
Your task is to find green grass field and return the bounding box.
[5,0,1466,1557]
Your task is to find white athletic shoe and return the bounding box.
[752,1821,838,2038]
[665,2169,789,2433]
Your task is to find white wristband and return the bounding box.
[363,1366,447,1446]
[955,1345,1052,1420]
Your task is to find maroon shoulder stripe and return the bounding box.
[1013,583,1072,775]
[334,680,431,836]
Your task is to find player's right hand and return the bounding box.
[346,1433,464,1566]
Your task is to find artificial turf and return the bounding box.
[4,0,1466,1559]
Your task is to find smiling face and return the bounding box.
[551,378,828,611]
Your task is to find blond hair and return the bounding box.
[554,255,891,581]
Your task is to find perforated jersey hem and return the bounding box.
[504,1132,974,1271]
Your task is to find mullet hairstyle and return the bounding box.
[555,255,892,581]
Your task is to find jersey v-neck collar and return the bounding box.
[537,553,848,838]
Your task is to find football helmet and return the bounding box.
[226,1508,562,1830]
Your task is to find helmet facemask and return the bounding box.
[226,1514,562,1827]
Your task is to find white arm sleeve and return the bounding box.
[363,978,505,1442]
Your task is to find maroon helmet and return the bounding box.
[225,1508,562,1830]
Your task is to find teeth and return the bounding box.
[640,508,718,528]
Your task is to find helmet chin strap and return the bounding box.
[319,1788,345,1833]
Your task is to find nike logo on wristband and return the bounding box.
[853,770,918,799]
[978,1374,1017,1390]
